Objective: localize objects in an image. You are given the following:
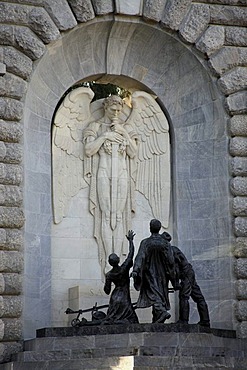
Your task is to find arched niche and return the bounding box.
[23,17,233,338]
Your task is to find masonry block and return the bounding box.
[67,0,95,23]
[227,91,247,115]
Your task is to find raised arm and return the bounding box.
[126,230,135,259]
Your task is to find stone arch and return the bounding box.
[23,17,233,338]
[0,0,246,360]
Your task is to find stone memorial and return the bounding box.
[0,0,246,365]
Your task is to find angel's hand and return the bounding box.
[103,131,123,143]
[111,123,127,136]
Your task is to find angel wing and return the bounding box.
[52,87,94,224]
[127,91,170,228]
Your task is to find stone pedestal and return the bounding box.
[1,324,247,369]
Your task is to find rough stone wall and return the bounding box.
[0,0,246,362]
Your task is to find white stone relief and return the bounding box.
[52,87,170,274]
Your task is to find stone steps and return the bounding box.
[13,347,138,361]
[1,355,247,370]
[0,356,134,370]
[0,324,246,370]
[11,344,247,362]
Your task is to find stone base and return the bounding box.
[36,322,236,339]
[1,324,247,369]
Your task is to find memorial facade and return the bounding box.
[0,0,246,363]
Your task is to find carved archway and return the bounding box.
[0,0,246,362]
[23,17,233,337]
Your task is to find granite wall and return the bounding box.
[0,0,246,363]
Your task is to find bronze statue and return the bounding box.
[102,230,139,324]
[162,232,210,327]
[132,219,176,323]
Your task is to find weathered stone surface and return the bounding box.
[179,4,210,44]
[0,3,30,24]
[233,197,247,217]
[161,0,192,30]
[234,245,247,258]
[0,73,27,100]
[28,7,60,43]
[0,228,23,250]
[225,26,247,46]
[43,0,77,30]
[0,98,23,121]
[236,300,247,321]
[197,0,246,4]
[230,137,247,157]
[4,143,23,164]
[67,0,95,23]
[0,320,4,341]
[234,46,246,64]
[0,63,6,76]
[231,157,247,177]
[229,115,247,137]
[234,217,247,237]
[0,230,6,246]
[92,0,114,14]
[0,25,14,46]
[231,177,247,196]
[0,24,40,61]
[0,0,43,3]
[235,257,247,279]
[209,46,247,75]
[143,0,166,22]
[0,274,4,294]
[210,5,247,26]
[0,163,23,186]
[2,319,22,341]
[0,143,6,161]
[196,25,225,56]
[3,273,22,295]
[236,279,247,299]
[0,46,32,80]
[0,251,23,273]
[0,296,23,318]
[14,27,45,60]
[0,185,22,207]
[0,341,23,364]
[0,296,22,318]
[6,230,23,250]
[218,67,247,95]
[0,120,23,143]
[0,207,25,229]
[235,237,247,252]
[226,90,247,115]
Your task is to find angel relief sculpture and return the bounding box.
[52,87,171,275]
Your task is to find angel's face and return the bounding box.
[104,104,122,122]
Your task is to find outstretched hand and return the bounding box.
[126,230,135,241]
